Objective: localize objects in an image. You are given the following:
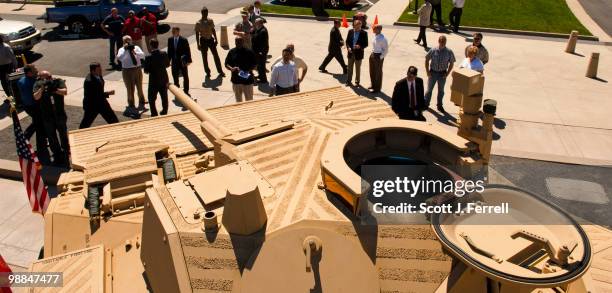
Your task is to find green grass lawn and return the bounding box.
[262,3,357,18]
[398,0,590,35]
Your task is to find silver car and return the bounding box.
[0,16,42,52]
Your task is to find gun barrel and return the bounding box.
[168,84,231,136]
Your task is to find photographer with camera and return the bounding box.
[17,64,50,161]
[33,70,69,166]
[116,35,146,117]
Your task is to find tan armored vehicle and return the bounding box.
[29,70,611,292]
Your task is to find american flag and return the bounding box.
[11,108,49,214]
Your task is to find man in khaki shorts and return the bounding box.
[195,6,225,78]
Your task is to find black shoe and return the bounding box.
[413,39,420,44]
[437,105,446,113]
[369,89,380,93]
[319,68,328,73]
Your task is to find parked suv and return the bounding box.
[0,17,42,52]
[44,0,169,34]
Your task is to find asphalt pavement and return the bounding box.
[489,155,611,228]
[0,13,196,78]
[577,0,612,37]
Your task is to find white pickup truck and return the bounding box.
[0,16,42,52]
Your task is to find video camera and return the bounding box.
[41,78,64,94]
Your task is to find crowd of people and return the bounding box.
[0,0,492,167]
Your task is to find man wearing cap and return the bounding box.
[392,66,426,121]
[195,7,225,78]
[234,11,253,49]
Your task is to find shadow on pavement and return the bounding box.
[589,77,608,83]
[202,75,223,91]
[427,108,457,127]
[494,117,506,129]
[256,83,272,95]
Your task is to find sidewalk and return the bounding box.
[0,178,44,271]
[361,0,412,26]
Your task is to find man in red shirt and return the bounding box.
[140,7,158,53]
[122,10,144,50]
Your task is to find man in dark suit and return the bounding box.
[345,20,368,87]
[392,66,426,121]
[251,18,269,83]
[80,62,119,129]
[144,38,170,116]
[168,27,192,96]
[319,20,347,74]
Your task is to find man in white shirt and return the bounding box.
[368,24,388,93]
[269,48,298,96]
[116,35,146,116]
[414,0,432,49]
[254,1,262,17]
[271,44,308,89]
[449,0,465,33]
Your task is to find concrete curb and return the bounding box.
[262,13,602,42]
[492,149,612,168]
[393,21,600,42]
[0,159,22,180]
[0,159,66,185]
[0,0,51,4]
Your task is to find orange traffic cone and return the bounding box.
[372,15,379,31]
[341,14,349,28]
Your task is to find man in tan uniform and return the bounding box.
[195,6,225,78]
